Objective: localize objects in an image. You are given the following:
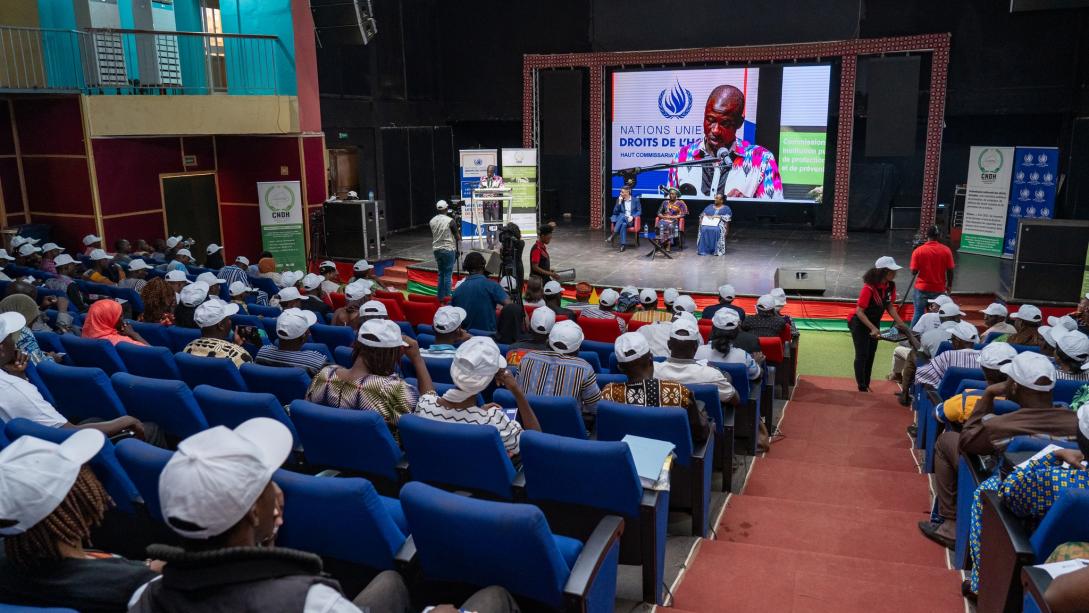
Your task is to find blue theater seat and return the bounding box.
[398,413,516,500]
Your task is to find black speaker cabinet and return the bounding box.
[1011,219,1089,303]
[324,199,387,260]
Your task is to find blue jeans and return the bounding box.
[911,289,941,328]
[611,219,630,245]
[434,249,455,300]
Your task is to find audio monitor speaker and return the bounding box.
[773,267,827,294]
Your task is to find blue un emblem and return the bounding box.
[658,80,694,119]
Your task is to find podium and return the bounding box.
[465,187,513,249]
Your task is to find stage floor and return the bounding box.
[382,224,1010,301]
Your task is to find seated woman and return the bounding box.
[82,300,147,346]
[697,193,731,256]
[0,294,57,364]
[138,277,176,326]
[306,319,428,443]
[655,188,688,252]
[0,431,160,611]
[414,336,540,459]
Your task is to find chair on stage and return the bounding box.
[653,215,685,250]
[607,215,641,249]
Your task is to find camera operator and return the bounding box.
[909,226,955,328]
[430,200,461,301]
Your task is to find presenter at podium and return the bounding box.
[668,85,784,200]
[478,164,505,222]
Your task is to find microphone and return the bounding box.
[715,147,732,162]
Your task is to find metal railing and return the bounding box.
[0,26,279,95]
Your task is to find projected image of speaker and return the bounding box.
[311,0,377,46]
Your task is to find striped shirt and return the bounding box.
[306,366,418,443]
[118,277,147,295]
[1054,367,1089,382]
[577,307,627,333]
[216,265,269,305]
[915,348,980,388]
[254,346,329,376]
[414,392,523,457]
[515,351,601,416]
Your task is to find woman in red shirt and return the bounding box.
[849,256,910,391]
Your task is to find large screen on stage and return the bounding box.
[609,64,832,204]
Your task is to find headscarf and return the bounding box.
[258,257,277,274]
[83,300,143,346]
[0,294,39,327]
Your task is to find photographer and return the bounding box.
[430,200,460,301]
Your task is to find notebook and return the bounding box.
[622,434,675,490]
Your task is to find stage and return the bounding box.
[383,224,1010,303]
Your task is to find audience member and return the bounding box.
[494,276,526,345]
[255,308,328,376]
[119,259,151,295]
[0,294,55,364]
[331,280,373,329]
[601,332,711,444]
[769,288,799,337]
[507,307,555,365]
[638,303,689,358]
[914,321,981,388]
[702,284,745,322]
[577,288,626,334]
[980,303,1015,338]
[937,342,1016,424]
[521,276,546,307]
[695,308,762,382]
[148,238,167,263]
[84,249,123,286]
[1073,291,1089,336]
[451,252,509,332]
[998,304,1046,348]
[1043,325,1089,381]
[163,270,189,298]
[542,280,577,321]
[4,281,71,335]
[316,260,341,295]
[628,288,664,323]
[743,294,788,338]
[139,278,176,326]
[195,271,226,294]
[257,256,282,286]
[654,316,738,405]
[38,242,64,274]
[14,243,41,268]
[182,298,251,367]
[617,287,645,315]
[83,300,147,347]
[165,248,192,274]
[352,570,520,613]
[227,281,255,313]
[352,259,387,292]
[174,281,210,329]
[274,286,303,311]
[358,301,388,321]
[112,239,134,266]
[306,319,426,443]
[43,254,87,313]
[891,301,963,385]
[515,320,601,423]
[216,256,268,306]
[421,306,470,357]
[81,234,102,256]
[0,250,13,281]
[204,243,224,269]
[415,336,539,458]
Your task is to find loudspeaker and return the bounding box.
[1011,219,1089,303]
[324,199,387,260]
[1011,262,1083,303]
[773,267,827,294]
[467,249,502,276]
[311,0,377,46]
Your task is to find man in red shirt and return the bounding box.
[909,226,955,328]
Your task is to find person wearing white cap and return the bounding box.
[915,321,982,389]
[701,283,746,323]
[653,315,738,404]
[331,279,374,329]
[922,351,1078,553]
[174,281,211,329]
[998,304,1047,349]
[38,242,64,274]
[420,306,470,357]
[81,233,102,255]
[540,279,576,322]
[508,307,556,355]
[515,320,602,422]
[848,256,910,391]
[42,253,89,313]
[576,288,627,335]
[14,242,41,268]
[306,319,427,443]
[430,199,459,300]
[181,298,251,367]
[227,280,256,313]
[196,271,226,289]
[199,242,223,269]
[165,247,193,274]
[294,273,334,319]
[742,294,788,339]
[83,248,125,286]
[695,308,762,383]
[351,258,388,292]
[937,342,1017,425]
[628,288,668,324]
[908,226,956,328]
[415,336,540,459]
[891,301,964,386]
[0,430,159,610]
[214,254,269,307]
[979,302,1016,339]
[600,332,712,443]
[118,258,152,294]
[1043,326,1089,382]
[164,235,183,251]
[254,308,329,376]
[316,260,342,295]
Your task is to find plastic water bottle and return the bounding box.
[367,190,375,202]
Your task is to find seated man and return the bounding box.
[997,304,1046,349]
[119,259,152,295]
[701,283,745,322]
[892,300,963,385]
[507,307,555,366]
[1043,325,1089,382]
[174,281,210,329]
[914,321,981,389]
[227,281,256,313]
[216,255,268,306]
[358,300,388,322]
[938,342,1016,424]
[255,308,329,376]
[695,308,762,385]
[769,288,798,337]
[299,274,334,318]
[980,302,1015,338]
[515,320,601,423]
[451,252,510,332]
[182,298,252,367]
[601,332,710,444]
[0,430,159,611]
[631,287,677,324]
[164,248,193,274]
[84,249,124,286]
[742,294,787,338]
[317,260,342,296]
[653,315,738,406]
[577,288,626,334]
[331,279,373,329]
[420,306,470,357]
[918,352,1078,550]
[128,418,369,611]
[352,259,388,291]
[542,280,577,321]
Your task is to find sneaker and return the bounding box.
[960,580,977,603]
[917,520,956,549]
[906,424,917,437]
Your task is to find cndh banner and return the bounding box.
[1003,146,1058,258]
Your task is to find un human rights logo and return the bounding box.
[658,80,693,119]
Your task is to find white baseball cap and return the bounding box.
[875,256,901,270]
[10,237,25,249]
[598,288,619,307]
[1011,304,1043,323]
[0,429,105,536]
[277,287,302,303]
[344,279,373,302]
[770,287,787,307]
[669,316,701,341]
[353,259,373,272]
[928,295,953,306]
[179,282,211,307]
[529,307,556,334]
[318,260,337,271]
[165,236,182,249]
[206,243,223,255]
[978,342,1017,369]
[639,288,657,305]
[235,256,250,267]
[614,332,651,363]
[82,234,102,246]
[1047,315,1079,332]
[165,270,189,283]
[711,308,741,330]
[663,288,680,305]
[548,320,584,353]
[159,418,293,539]
[228,281,255,297]
[451,337,506,393]
[1000,352,1056,391]
[0,312,27,341]
[981,303,1008,317]
[276,307,317,340]
[1079,405,1089,439]
[360,300,388,318]
[499,276,518,292]
[53,253,76,268]
[175,248,193,259]
[949,321,980,343]
[672,295,697,314]
[543,280,563,296]
[127,259,151,272]
[718,284,736,300]
[356,319,407,348]
[280,271,304,288]
[939,302,965,318]
[756,294,777,311]
[193,298,238,328]
[88,248,112,261]
[434,306,467,334]
[301,273,323,292]
[1053,328,1089,362]
[196,272,225,286]
[435,200,449,211]
[620,285,638,297]
[0,249,14,262]
[17,243,40,256]
[41,242,63,254]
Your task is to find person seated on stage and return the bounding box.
[421,306,470,357]
[981,302,1016,338]
[1042,325,1089,382]
[255,308,329,377]
[119,259,152,295]
[332,279,374,330]
[995,304,1047,349]
[655,188,688,252]
[495,276,526,345]
[530,224,559,281]
[0,430,159,611]
[577,288,627,334]
[601,332,710,444]
[938,342,1016,425]
[316,260,342,296]
[639,295,697,358]
[522,276,546,307]
[702,284,745,322]
[914,321,981,389]
[352,259,388,292]
[515,320,601,424]
[615,285,641,313]
[918,353,1077,554]
[769,288,798,337]
[606,185,641,252]
[298,274,334,318]
[174,281,210,329]
[182,298,251,368]
[84,249,124,286]
[696,193,731,256]
[632,287,677,324]
[507,307,555,368]
[452,252,510,332]
[742,295,787,338]
[654,316,738,406]
[696,308,762,383]
[204,243,225,269]
[542,280,577,322]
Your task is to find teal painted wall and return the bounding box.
[218,0,297,96]
[36,0,82,88]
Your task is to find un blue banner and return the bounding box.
[1003,147,1059,258]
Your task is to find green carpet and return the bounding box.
[796,330,896,379]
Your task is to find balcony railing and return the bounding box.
[0,26,279,95]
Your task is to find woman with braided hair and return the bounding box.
[0,430,158,611]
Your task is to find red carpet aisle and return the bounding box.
[663,376,964,612]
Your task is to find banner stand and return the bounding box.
[258,181,307,271]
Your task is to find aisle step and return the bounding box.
[742,458,932,512]
[767,438,919,473]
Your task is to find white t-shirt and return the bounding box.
[694,344,761,380]
[653,358,737,403]
[414,392,523,457]
[0,370,66,427]
[912,312,942,334]
[638,322,672,358]
[430,214,456,252]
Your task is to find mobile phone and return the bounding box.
[237,325,266,345]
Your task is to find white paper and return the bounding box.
[1017,444,1064,469]
[700,216,722,227]
[1033,558,1089,579]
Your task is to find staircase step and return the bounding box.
[742,457,932,512]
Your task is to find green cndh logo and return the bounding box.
[977,148,1004,173]
[263,185,296,219]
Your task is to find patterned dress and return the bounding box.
[600,378,710,443]
[306,366,419,443]
[656,199,688,243]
